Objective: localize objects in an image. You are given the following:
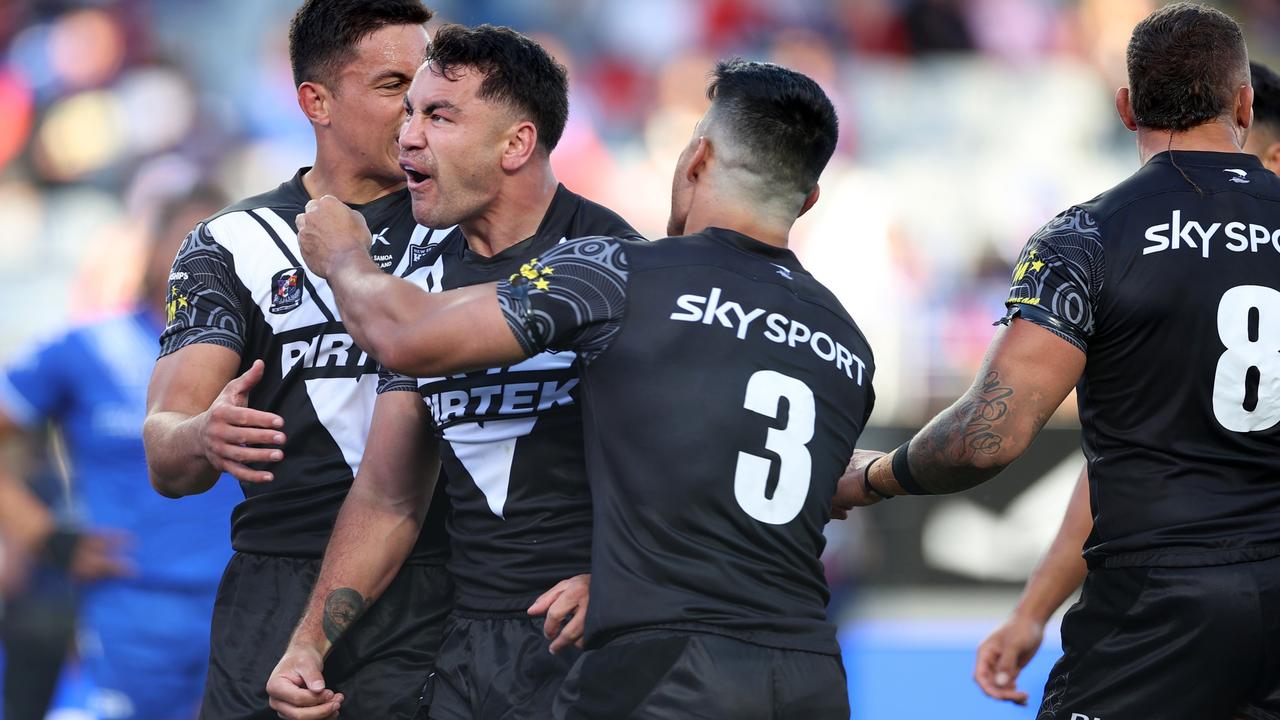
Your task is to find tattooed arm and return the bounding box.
[854,319,1084,499]
[266,390,440,719]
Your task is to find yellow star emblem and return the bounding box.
[533,278,551,290]
[1030,260,1045,273]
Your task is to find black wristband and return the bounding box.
[44,528,81,572]
[891,438,932,495]
[862,460,894,501]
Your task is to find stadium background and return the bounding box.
[0,0,1275,718]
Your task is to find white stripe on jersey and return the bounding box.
[84,315,154,393]
[205,206,447,482]
[205,211,329,333]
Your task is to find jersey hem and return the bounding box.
[1087,542,1280,569]
[592,621,840,656]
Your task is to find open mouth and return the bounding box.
[402,164,432,185]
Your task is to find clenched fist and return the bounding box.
[296,195,373,279]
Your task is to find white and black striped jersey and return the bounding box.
[379,184,640,611]
[160,168,450,560]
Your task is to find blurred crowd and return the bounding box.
[0,1,1278,718]
[0,0,1273,424]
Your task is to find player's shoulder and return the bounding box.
[558,186,644,241]
[200,172,309,234]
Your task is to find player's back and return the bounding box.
[577,228,875,654]
[1042,151,1280,567]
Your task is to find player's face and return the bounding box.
[326,24,427,185]
[398,64,513,228]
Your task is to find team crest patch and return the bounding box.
[270,267,305,314]
[410,244,431,266]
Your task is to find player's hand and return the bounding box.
[67,530,136,582]
[831,449,888,517]
[266,645,343,720]
[528,573,590,654]
[296,195,372,279]
[973,612,1045,705]
[197,360,285,484]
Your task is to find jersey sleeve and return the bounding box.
[495,236,630,363]
[159,223,249,358]
[377,365,418,395]
[1002,206,1105,352]
[0,336,73,427]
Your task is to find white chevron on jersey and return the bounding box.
[449,416,539,518]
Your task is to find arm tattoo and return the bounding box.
[321,588,369,644]
[956,371,1013,456]
[907,371,1018,494]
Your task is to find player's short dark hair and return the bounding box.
[427,24,569,152]
[706,59,838,199]
[1251,62,1280,135]
[289,0,433,90]
[1126,2,1248,132]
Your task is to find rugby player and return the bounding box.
[295,58,870,718]
[142,2,450,718]
[971,59,1280,710]
[0,187,239,720]
[266,25,641,720]
[844,5,1280,718]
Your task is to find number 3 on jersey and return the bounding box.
[1213,285,1280,432]
[734,370,815,525]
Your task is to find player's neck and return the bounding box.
[683,196,793,250]
[301,162,405,206]
[1136,121,1248,165]
[461,165,559,258]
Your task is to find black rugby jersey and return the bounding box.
[160,168,449,560]
[1006,151,1280,569]
[496,228,875,654]
[379,184,640,611]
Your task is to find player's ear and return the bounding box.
[297,82,332,127]
[1263,141,1280,176]
[1116,87,1138,132]
[798,184,821,218]
[686,137,711,184]
[500,120,539,172]
[1235,84,1254,132]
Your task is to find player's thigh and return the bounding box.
[328,564,452,720]
[428,613,579,720]
[1239,555,1280,720]
[1039,564,1262,720]
[556,632,776,720]
[200,554,317,720]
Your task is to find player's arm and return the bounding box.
[143,225,284,497]
[266,389,439,719]
[843,207,1101,502]
[974,465,1091,704]
[864,319,1084,496]
[295,196,526,377]
[0,342,132,587]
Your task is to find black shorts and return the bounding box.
[425,611,581,720]
[1039,556,1280,720]
[553,630,849,720]
[199,553,452,720]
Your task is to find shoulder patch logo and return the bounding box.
[513,257,555,290]
[270,267,305,314]
[1225,168,1250,184]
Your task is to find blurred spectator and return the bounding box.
[0,185,242,720]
